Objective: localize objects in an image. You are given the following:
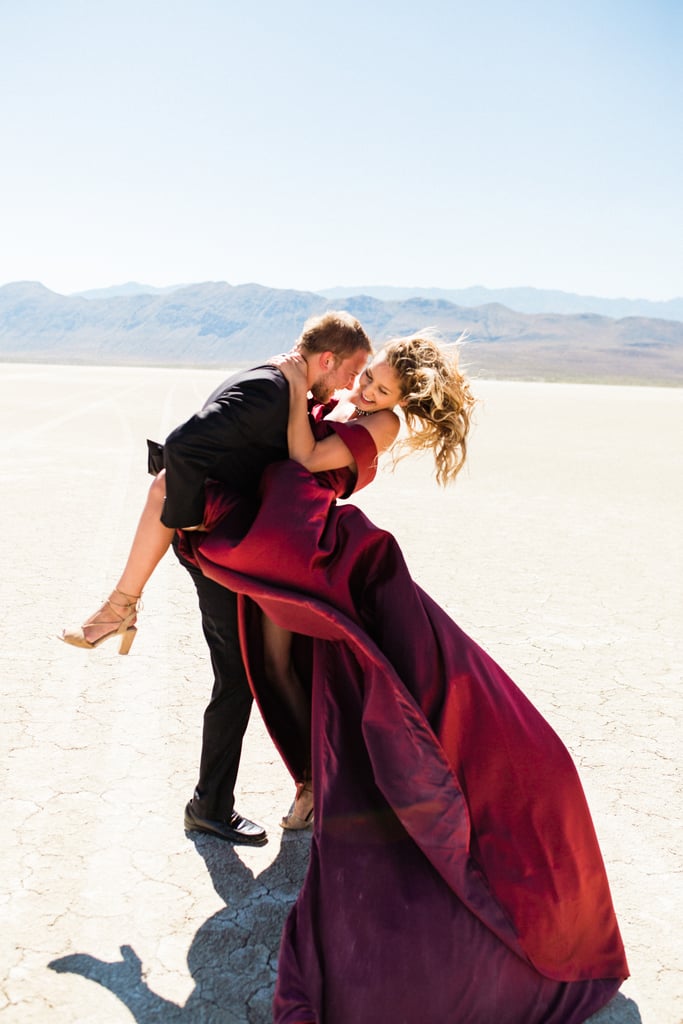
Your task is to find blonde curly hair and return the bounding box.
[383,331,476,486]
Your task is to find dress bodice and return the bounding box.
[308,404,378,499]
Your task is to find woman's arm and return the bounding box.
[276,353,323,465]
[273,353,400,473]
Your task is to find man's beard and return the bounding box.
[310,370,336,403]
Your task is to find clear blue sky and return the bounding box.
[1,0,681,299]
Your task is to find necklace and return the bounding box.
[355,408,374,417]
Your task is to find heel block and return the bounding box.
[118,626,137,655]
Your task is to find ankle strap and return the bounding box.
[109,588,142,609]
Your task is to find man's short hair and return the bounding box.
[297,311,372,362]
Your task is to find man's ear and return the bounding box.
[320,350,336,371]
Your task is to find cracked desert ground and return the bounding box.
[2,363,681,1024]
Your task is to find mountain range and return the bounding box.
[320,285,683,323]
[1,280,681,385]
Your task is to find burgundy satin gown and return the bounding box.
[180,413,628,1024]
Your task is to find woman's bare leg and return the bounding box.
[261,614,314,828]
[113,470,174,599]
[65,471,174,646]
[262,615,311,738]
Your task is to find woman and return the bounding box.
[60,333,469,656]
[177,340,627,1022]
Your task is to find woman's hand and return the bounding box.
[271,351,308,390]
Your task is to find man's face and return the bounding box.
[310,350,369,403]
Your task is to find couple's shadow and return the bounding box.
[49,831,312,1024]
[48,831,642,1024]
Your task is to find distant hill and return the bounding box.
[73,281,186,300]
[321,284,683,323]
[1,280,682,385]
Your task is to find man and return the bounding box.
[160,311,372,846]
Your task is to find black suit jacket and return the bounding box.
[160,364,290,528]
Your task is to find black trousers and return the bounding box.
[175,541,253,820]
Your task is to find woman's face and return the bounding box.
[347,351,404,414]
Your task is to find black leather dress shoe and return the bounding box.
[183,801,267,846]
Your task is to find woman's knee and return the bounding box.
[148,469,166,509]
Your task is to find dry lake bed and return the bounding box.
[1,363,681,1023]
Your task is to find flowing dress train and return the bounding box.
[179,416,628,1024]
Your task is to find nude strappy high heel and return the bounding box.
[281,781,314,830]
[60,589,142,655]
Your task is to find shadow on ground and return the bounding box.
[49,831,312,1024]
[48,832,641,1024]
[587,993,642,1024]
